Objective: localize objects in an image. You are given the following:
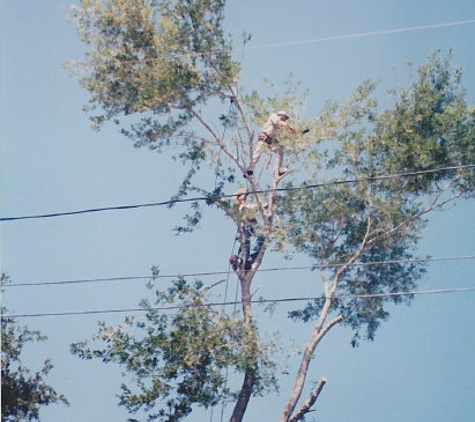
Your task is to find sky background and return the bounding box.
[1,1,475,421]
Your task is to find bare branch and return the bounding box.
[186,107,247,171]
[289,378,327,422]
[368,189,464,247]
[199,279,226,294]
[329,210,374,296]
[227,86,254,141]
[279,314,343,422]
[186,107,220,142]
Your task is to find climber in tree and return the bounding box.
[246,111,297,178]
[229,189,266,271]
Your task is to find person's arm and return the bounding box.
[278,116,296,133]
[286,123,296,133]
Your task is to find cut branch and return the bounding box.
[289,378,327,422]
[279,313,343,422]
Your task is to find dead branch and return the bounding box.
[279,314,343,422]
[289,378,327,422]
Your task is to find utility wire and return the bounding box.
[246,19,475,51]
[2,19,473,78]
[3,254,475,288]
[1,164,473,222]
[90,19,475,62]
[2,287,475,319]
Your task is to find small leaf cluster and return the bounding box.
[1,276,69,421]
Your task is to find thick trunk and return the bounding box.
[229,367,257,422]
[229,272,257,422]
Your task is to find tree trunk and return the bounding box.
[229,272,257,422]
[229,366,257,422]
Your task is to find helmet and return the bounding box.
[232,188,247,204]
[229,254,242,270]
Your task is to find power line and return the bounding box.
[2,287,475,319]
[1,164,473,222]
[246,19,475,51]
[3,254,475,288]
[85,19,475,63]
[2,19,473,78]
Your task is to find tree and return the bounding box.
[1,275,69,421]
[68,1,475,421]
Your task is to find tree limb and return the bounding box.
[279,214,372,422]
[279,314,343,422]
[289,378,327,422]
[368,189,464,247]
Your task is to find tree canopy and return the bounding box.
[68,1,474,421]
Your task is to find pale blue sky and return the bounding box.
[1,1,475,422]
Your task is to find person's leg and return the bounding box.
[249,140,264,172]
[272,143,284,175]
[256,234,265,251]
[243,225,254,260]
[249,235,266,267]
[250,235,265,263]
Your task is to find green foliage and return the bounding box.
[69,0,474,415]
[68,0,246,229]
[378,50,475,191]
[69,0,238,144]
[279,50,474,346]
[71,277,277,422]
[282,180,427,345]
[1,276,69,421]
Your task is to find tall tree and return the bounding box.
[68,1,475,421]
[1,275,69,422]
